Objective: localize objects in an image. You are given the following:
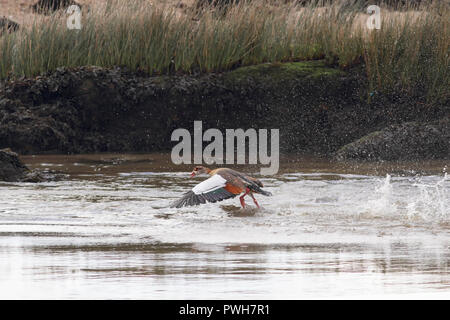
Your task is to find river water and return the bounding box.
[0,154,448,299]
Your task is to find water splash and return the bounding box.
[406,173,449,222]
[362,173,449,223]
[365,174,395,216]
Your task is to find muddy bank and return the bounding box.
[0,61,448,159]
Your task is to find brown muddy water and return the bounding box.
[0,154,449,299]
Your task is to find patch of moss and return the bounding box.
[223,60,344,85]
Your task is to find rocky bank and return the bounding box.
[0,60,448,161]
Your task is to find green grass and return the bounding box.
[0,0,448,103]
[224,60,344,85]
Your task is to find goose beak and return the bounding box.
[190,172,195,178]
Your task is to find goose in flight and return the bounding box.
[170,166,272,209]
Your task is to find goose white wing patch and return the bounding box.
[192,174,227,195]
[170,174,237,208]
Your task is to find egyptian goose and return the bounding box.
[170,166,272,209]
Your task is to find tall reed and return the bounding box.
[0,0,448,102]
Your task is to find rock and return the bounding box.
[0,148,51,182]
[31,0,82,15]
[0,148,30,182]
[0,17,19,36]
[335,119,450,161]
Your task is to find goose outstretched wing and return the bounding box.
[170,174,240,208]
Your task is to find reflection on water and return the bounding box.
[0,154,448,299]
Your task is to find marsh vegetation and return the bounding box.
[0,0,448,102]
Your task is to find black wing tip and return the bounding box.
[169,190,198,208]
[170,188,236,208]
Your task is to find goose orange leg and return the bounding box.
[239,188,250,208]
[249,192,260,209]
